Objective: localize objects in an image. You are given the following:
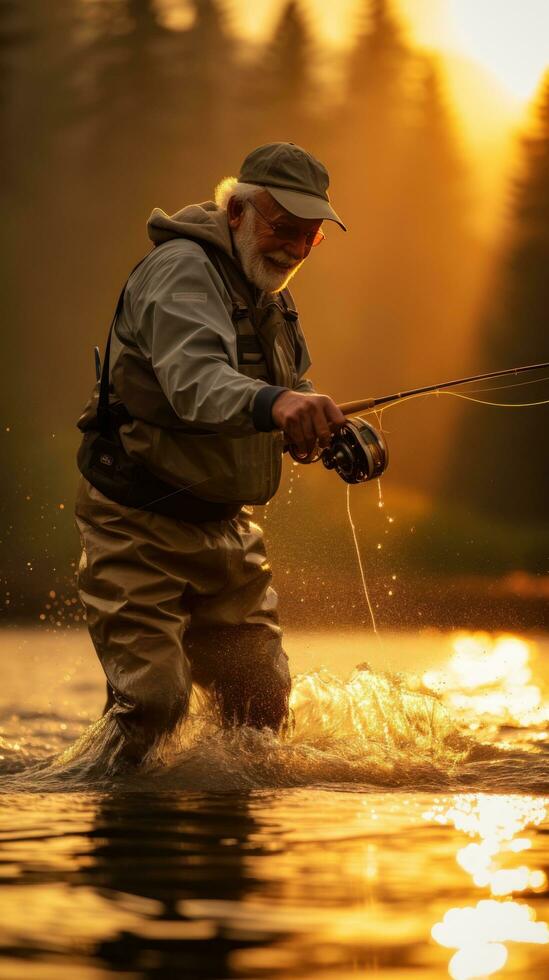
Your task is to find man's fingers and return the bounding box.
[286,419,309,456]
[287,413,318,456]
[311,404,332,447]
[325,400,346,428]
[274,392,345,456]
[300,413,317,454]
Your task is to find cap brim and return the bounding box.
[264,186,347,231]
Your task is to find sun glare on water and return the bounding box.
[422,633,549,730]
[426,795,549,979]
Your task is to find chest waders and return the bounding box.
[77,240,299,520]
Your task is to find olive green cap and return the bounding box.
[238,142,346,231]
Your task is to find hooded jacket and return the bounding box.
[77,202,315,506]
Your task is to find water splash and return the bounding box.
[3,655,548,795]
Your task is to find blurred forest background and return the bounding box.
[1,0,548,630]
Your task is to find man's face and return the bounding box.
[229,190,322,293]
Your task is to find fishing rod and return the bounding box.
[338,361,549,416]
[289,361,549,485]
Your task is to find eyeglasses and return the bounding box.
[247,199,325,248]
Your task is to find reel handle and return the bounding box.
[287,444,323,465]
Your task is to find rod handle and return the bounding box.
[338,397,376,416]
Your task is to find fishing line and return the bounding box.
[358,385,549,418]
[339,367,549,639]
[126,473,217,515]
[463,374,549,394]
[437,390,549,409]
[346,484,381,642]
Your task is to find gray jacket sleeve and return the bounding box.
[126,241,278,436]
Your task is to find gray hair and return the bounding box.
[214,176,261,210]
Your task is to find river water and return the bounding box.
[0,627,548,979]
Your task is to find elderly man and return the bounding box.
[75,142,346,764]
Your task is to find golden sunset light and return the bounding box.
[446,0,549,102]
[2,3,549,979]
[227,0,549,126]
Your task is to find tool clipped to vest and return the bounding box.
[77,242,242,521]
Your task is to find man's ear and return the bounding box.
[227,196,245,229]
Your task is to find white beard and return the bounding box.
[233,208,305,293]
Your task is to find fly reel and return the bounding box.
[289,418,389,484]
[322,417,388,483]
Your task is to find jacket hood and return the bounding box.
[147,201,235,258]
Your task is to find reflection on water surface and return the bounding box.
[423,632,549,731]
[426,795,548,978]
[0,628,548,977]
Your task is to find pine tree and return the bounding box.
[0,1,26,137]
[306,0,418,398]
[85,0,177,193]
[443,73,549,528]
[236,1,317,150]
[347,0,412,116]
[1,1,92,616]
[166,0,237,199]
[379,58,483,488]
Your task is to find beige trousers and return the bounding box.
[75,479,290,756]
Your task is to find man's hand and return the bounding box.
[271,391,346,455]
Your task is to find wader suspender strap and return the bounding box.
[279,290,298,322]
[97,253,148,436]
[95,239,232,436]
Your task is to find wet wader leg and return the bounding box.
[75,480,193,761]
[185,514,291,732]
[103,682,115,716]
